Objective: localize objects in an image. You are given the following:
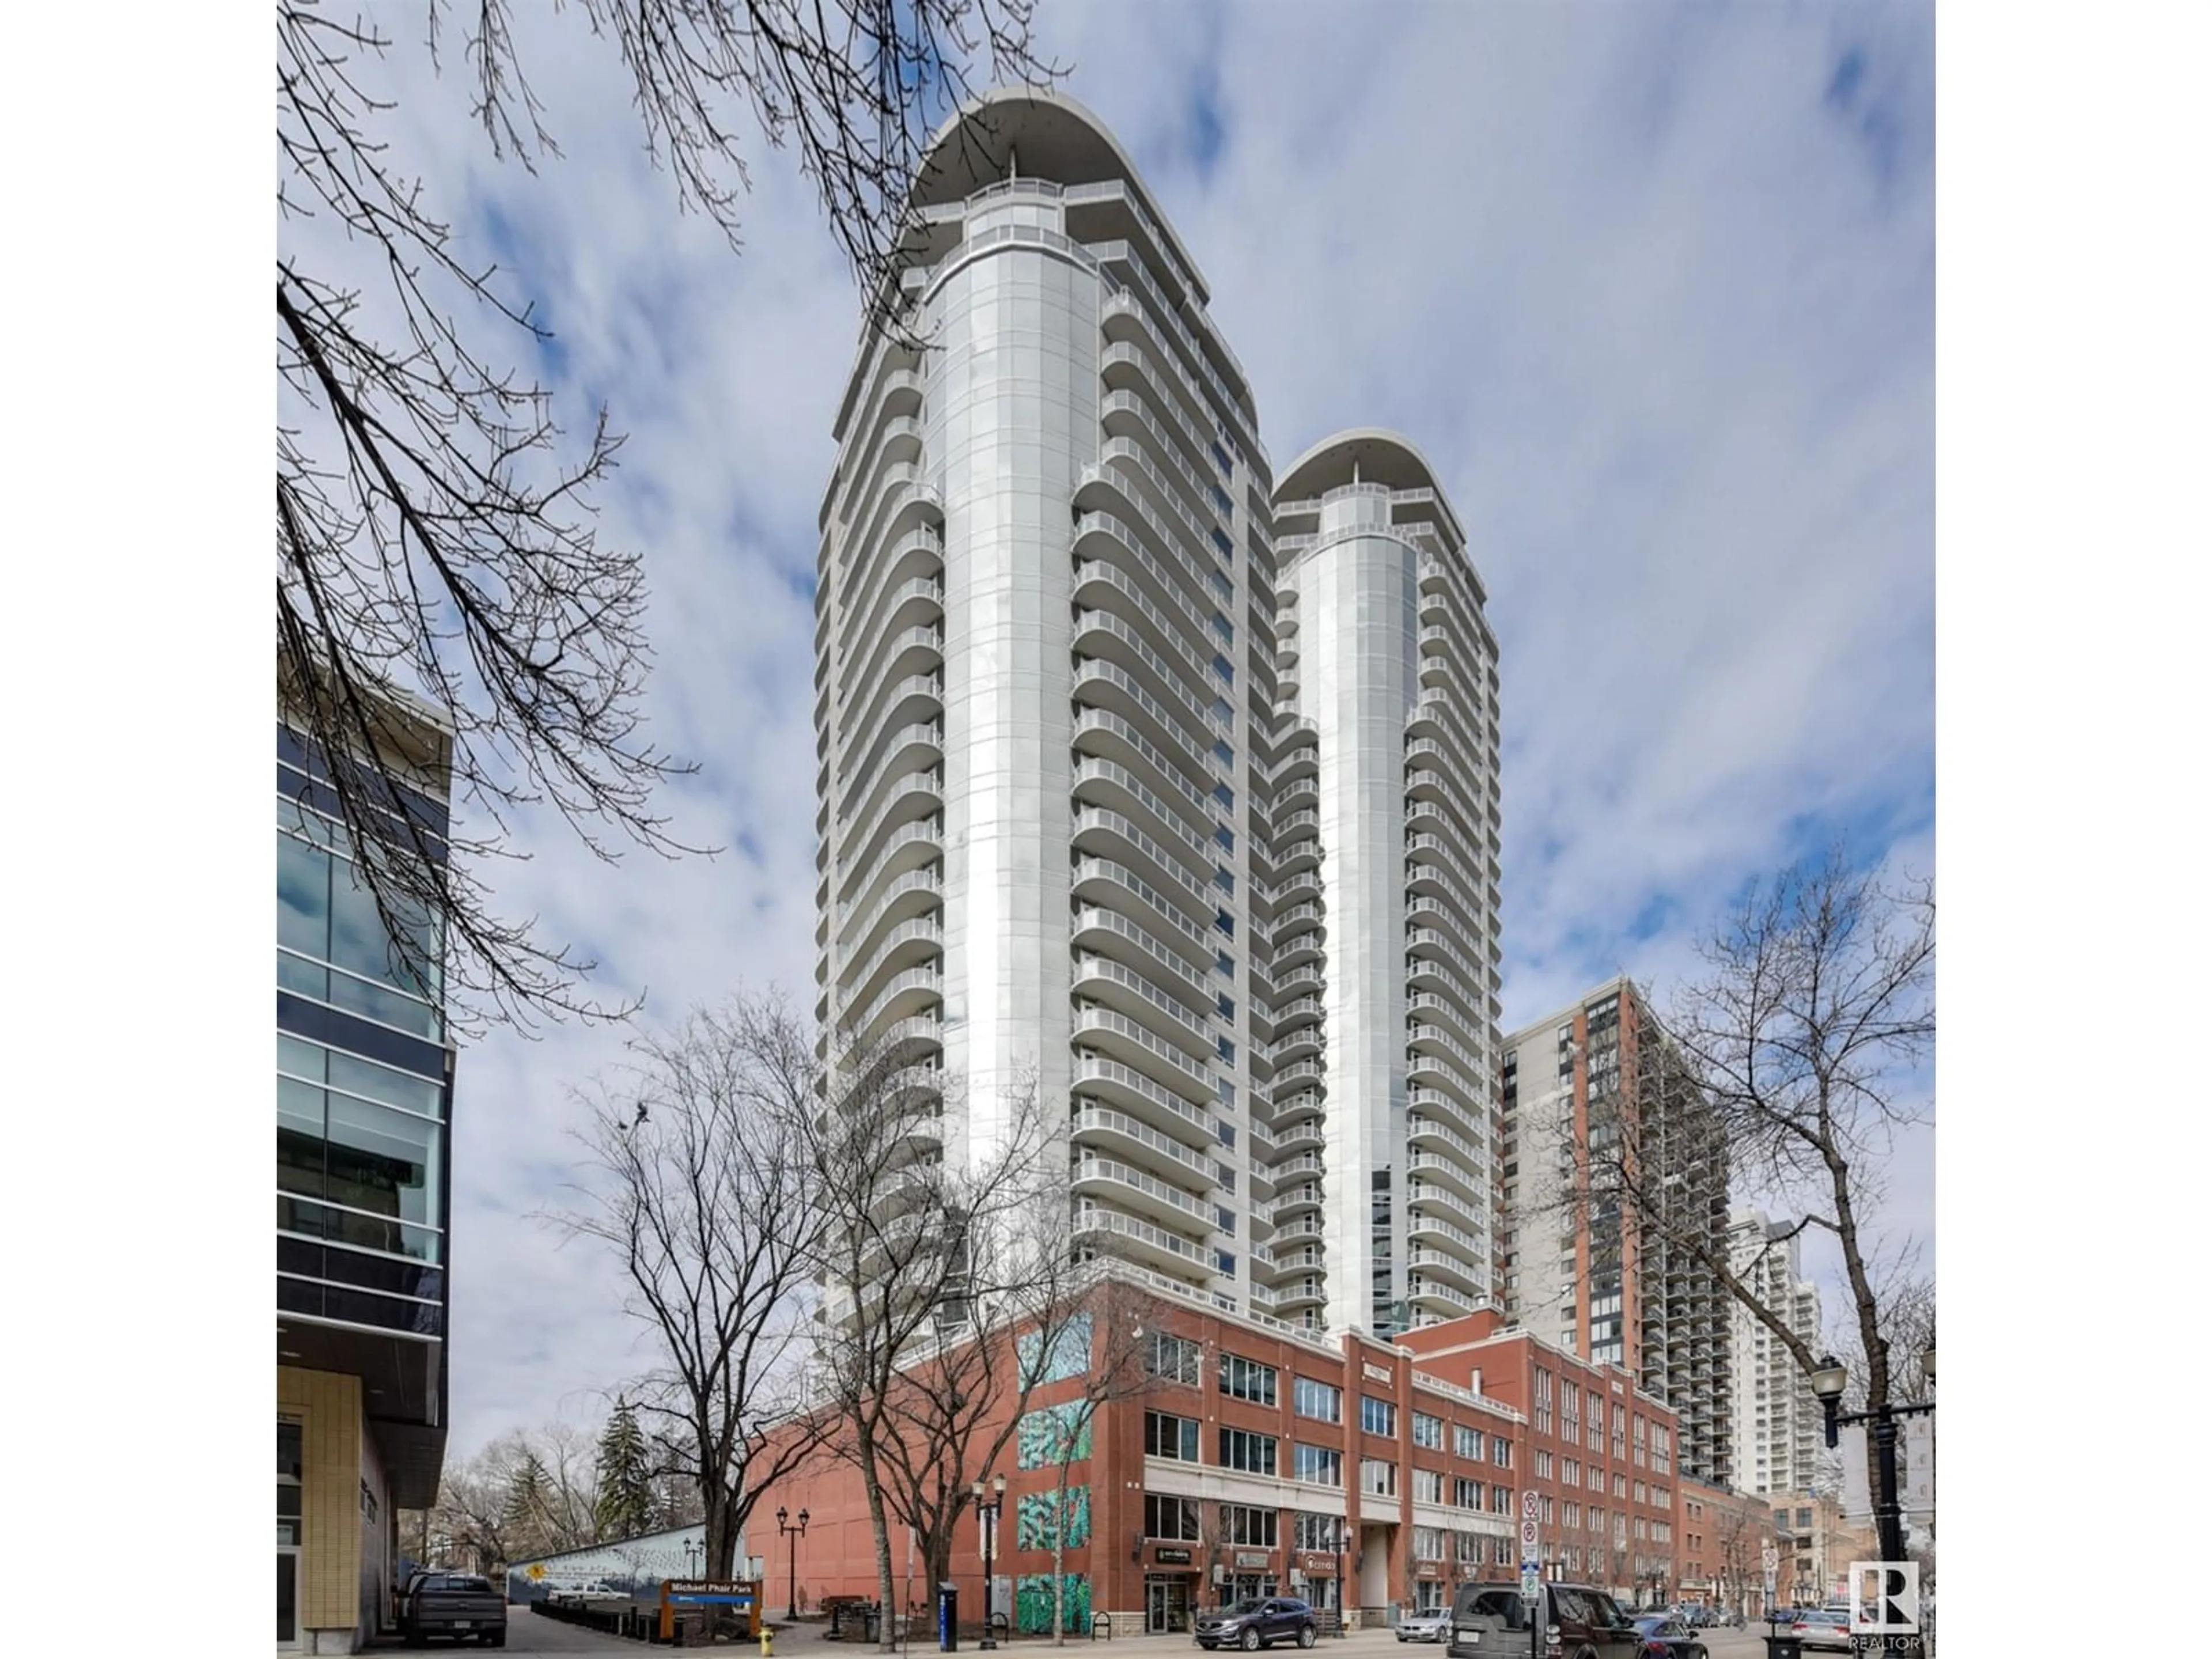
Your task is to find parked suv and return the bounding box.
[402,1571,507,1647]
[1194,1597,1319,1650]
[1448,1582,1641,1659]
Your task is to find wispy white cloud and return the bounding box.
[310,1,1932,1453]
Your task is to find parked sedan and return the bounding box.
[1396,1609,1450,1643]
[1787,1609,1854,1653]
[1195,1598,1319,1651]
[1630,1615,1706,1659]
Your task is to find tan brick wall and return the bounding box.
[281,1365,363,1634]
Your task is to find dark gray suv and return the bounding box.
[1448,1583,1641,1659]
[1194,1597,1319,1650]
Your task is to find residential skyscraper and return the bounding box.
[1726,1209,1824,1497]
[1499,978,1732,1483]
[1264,433,1503,1339]
[814,92,1278,1316]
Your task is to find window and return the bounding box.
[1361,1396,1397,1437]
[1412,1412,1444,1450]
[1293,1512,1341,1551]
[1219,1427,1278,1476]
[1293,1444,1342,1486]
[1145,1412,1200,1461]
[1411,1469,1443,1504]
[1491,1485,1512,1516]
[1145,1333,1202,1386]
[1796,1508,1813,1531]
[1613,1474,1628,1498]
[1453,1478,1481,1510]
[278,1419,304,1547]
[1534,1451,1553,1481]
[1454,1425,1480,1461]
[1533,1368,1554,1435]
[1563,1459,1580,1488]
[1411,1527,1445,1563]
[1561,1382,1580,1431]
[1222,1504,1278,1547]
[1220,1353,1279,1406]
[1361,1459,1397,1498]
[1491,1436,1512,1469]
[1587,1465,1603,1492]
[1565,1503,1580,1531]
[1144,1494,1200,1541]
[1294,1377,1342,1423]
[1492,1535,1513,1566]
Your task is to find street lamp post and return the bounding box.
[1809,1343,1934,1656]
[974,1473,1007,1651]
[777,1505,810,1622]
[684,1537,703,1578]
[1331,1524,1347,1638]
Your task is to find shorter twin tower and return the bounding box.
[813,92,1502,1342]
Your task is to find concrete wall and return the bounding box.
[281,1364,363,1651]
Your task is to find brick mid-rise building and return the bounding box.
[757,1283,1684,1636]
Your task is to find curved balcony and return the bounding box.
[1073,1153,1220,1237]
[1270,1278,1326,1315]
[849,966,945,1046]
[1267,1022,1324,1065]
[1095,435,1225,569]
[1071,1051,1218,1145]
[1072,555,1215,684]
[1101,387,1222,518]
[1070,905,1213,1007]
[837,669,944,785]
[1071,950,1215,1055]
[1074,757,1214,867]
[1268,994,1325,1034]
[873,1014,945,1065]
[1072,1001,1217,1099]
[1070,493,1222,651]
[849,463,944,570]
[838,822,942,922]
[1071,1202,1217,1282]
[1100,316,1218,463]
[1074,658,1217,771]
[1071,1104,1220,1188]
[1407,991,1486,1058]
[1408,1149,1485,1205]
[1073,612,1222,754]
[1271,1213,1323,1249]
[1406,1209,1488,1262]
[837,915,945,1014]
[1071,856,1213,963]
[1408,1277,1478,1319]
[1407,1180,1485,1235]
[1272,960,1324,1004]
[1073,707,1218,827]
[1072,807,1213,914]
[1273,921,1325,975]
[840,771,944,880]
[836,864,942,956]
[1407,1107,1490,1172]
[1406,1049,1487,1116]
[1269,1181,1324,1222]
[839,565,945,683]
[1272,1058,1327,1099]
[1269,1113,1324,1158]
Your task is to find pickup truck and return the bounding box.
[402,1571,507,1647]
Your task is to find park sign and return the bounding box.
[658,1578,762,1643]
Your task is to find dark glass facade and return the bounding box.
[276,722,454,1343]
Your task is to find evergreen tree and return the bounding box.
[593,1396,657,1541]
[503,1451,552,1555]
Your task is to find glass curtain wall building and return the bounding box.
[814,91,1279,1316]
[1267,434,1503,1339]
[276,664,456,1651]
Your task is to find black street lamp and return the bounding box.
[684,1537,703,1578]
[1809,1343,1935,1655]
[777,1505,810,1621]
[974,1474,1008,1650]
[1330,1524,1349,1638]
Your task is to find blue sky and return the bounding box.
[294,1,1935,1454]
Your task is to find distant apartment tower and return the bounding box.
[1726,1210,1824,1497]
[813,92,1281,1316]
[1265,433,1503,1339]
[1499,978,1732,1483]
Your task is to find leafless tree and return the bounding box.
[1558,847,1934,1524]
[417,1421,602,1574]
[276,1,1063,1031]
[799,1029,1055,1651]
[1016,1263,1160,1644]
[548,992,831,1578]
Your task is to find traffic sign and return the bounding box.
[1521,1490,1541,1521]
[1518,1564,1540,1604]
[1761,1545,1779,1573]
[1520,1517,1539,1554]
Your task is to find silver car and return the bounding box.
[1396,1609,1450,1643]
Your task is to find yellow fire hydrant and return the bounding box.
[762,1624,775,1659]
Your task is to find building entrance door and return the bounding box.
[278,1548,300,1647]
[1145,1577,1190,1633]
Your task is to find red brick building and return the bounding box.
[753,1283,1685,1637]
